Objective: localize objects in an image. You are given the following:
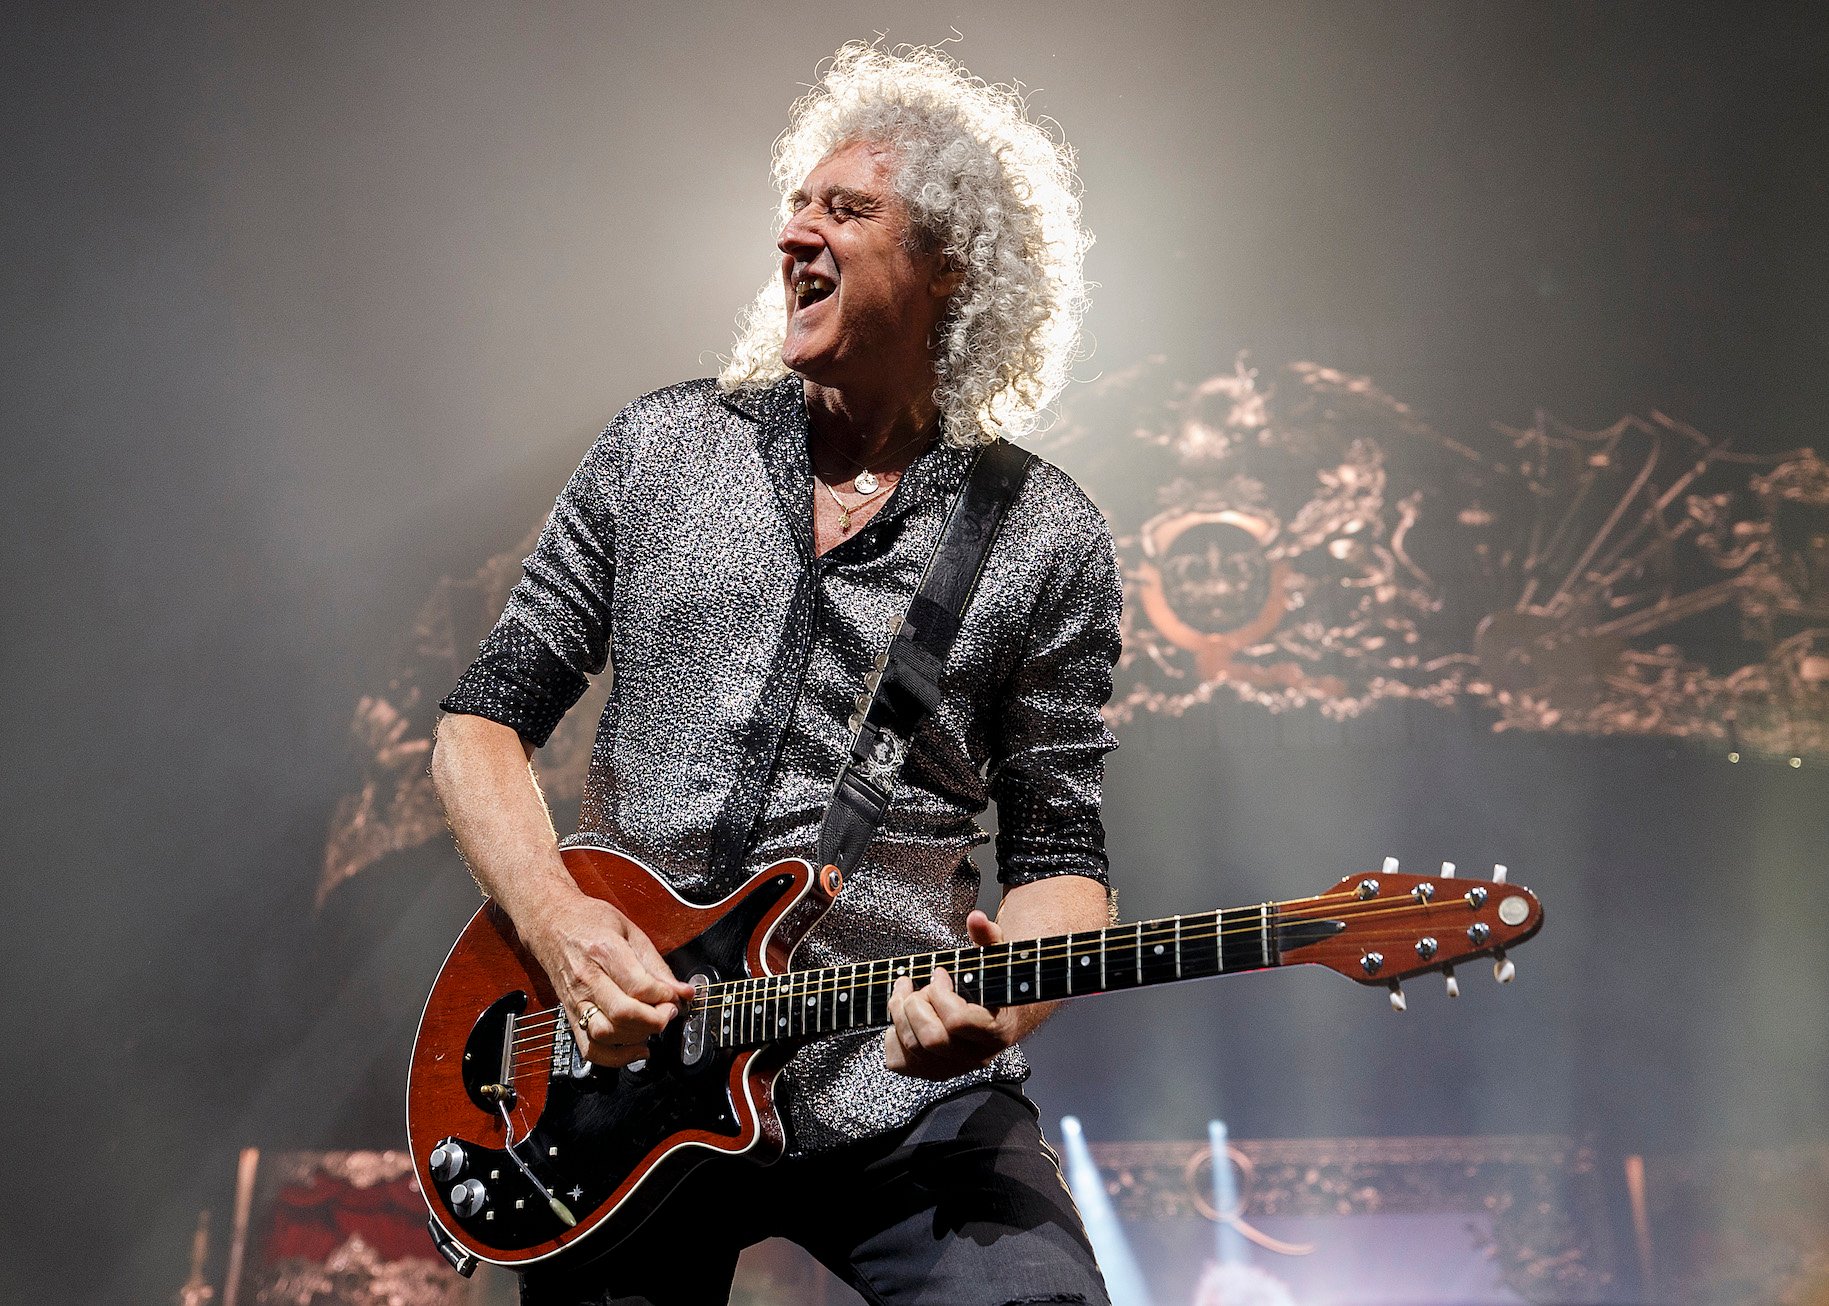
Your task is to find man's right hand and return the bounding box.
[521,893,698,1069]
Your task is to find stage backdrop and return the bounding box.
[4,3,1827,1304]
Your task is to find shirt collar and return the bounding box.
[721,375,983,559]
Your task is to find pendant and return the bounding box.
[853,470,879,495]
[839,508,853,531]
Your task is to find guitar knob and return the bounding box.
[1440,861,1456,878]
[1388,981,1406,1012]
[1493,948,1516,984]
[1492,863,1509,884]
[1382,856,1399,874]
[450,1179,488,1218]
[428,1142,466,1182]
[1443,964,1460,999]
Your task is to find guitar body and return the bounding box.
[406,846,839,1273]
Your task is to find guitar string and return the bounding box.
[499,887,1370,1033]
[566,892,1456,1016]
[499,897,1500,1069]
[499,917,1470,1080]
[493,881,1368,1031]
[501,892,1491,1044]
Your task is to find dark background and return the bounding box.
[4,3,1827,1301]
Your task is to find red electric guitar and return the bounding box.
[406,847,1543,1276]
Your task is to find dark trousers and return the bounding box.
[520,1084,1111,1306]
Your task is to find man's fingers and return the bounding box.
[965,909,1004,947]
[608,935,692,1006]
[603,991,677,1037]
[580,1038,651,1069]
[888,976,918,1056]
[926,968,998,1031]
[900,984,951,1051]
[624,927,697,1004]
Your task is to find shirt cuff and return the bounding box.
[993,772,1111,889]
[439,619,591,748]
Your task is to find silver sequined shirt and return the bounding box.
[442,376,1121,1153]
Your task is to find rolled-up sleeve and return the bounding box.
[440,421,622,747]
[990,524,1123,888]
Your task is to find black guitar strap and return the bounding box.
[816,439,1036,875]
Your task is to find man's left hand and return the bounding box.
[883,908,1032,1080]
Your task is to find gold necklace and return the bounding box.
[817,474,892,532]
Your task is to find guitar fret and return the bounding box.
[1035,933,1066,1001]
[940,946,961,993]
[1183,909,1219,979]
[695,895,1331,1049]
[989,941,1013,1007]
[1140,919,1178,986]
[1103,922,1135,990]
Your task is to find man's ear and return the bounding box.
[929,256,965,301]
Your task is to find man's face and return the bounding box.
[777,140,955,390]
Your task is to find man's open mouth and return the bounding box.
[795,273,836,308]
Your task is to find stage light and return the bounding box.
[1209,1119,1248,1267]
[1059,1116,1152,1306]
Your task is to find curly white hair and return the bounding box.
[719,43,1093,446]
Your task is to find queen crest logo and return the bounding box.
[861,728,905,782]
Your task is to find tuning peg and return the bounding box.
[1440,861,1456,878]
[1388,981,1406,1012]
[1492,863,1509,884]
[1493,947,1515,984]
[1443,964,1459,998]
[1382,856,1399,874]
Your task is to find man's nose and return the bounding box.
[777,209,822,260]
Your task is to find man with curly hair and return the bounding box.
[433,44,1119,1305]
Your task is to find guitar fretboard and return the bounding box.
[700,906,1280,1049]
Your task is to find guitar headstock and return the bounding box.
[1283,860,1544,1009]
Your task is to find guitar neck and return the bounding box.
[702,903,1331,1050]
